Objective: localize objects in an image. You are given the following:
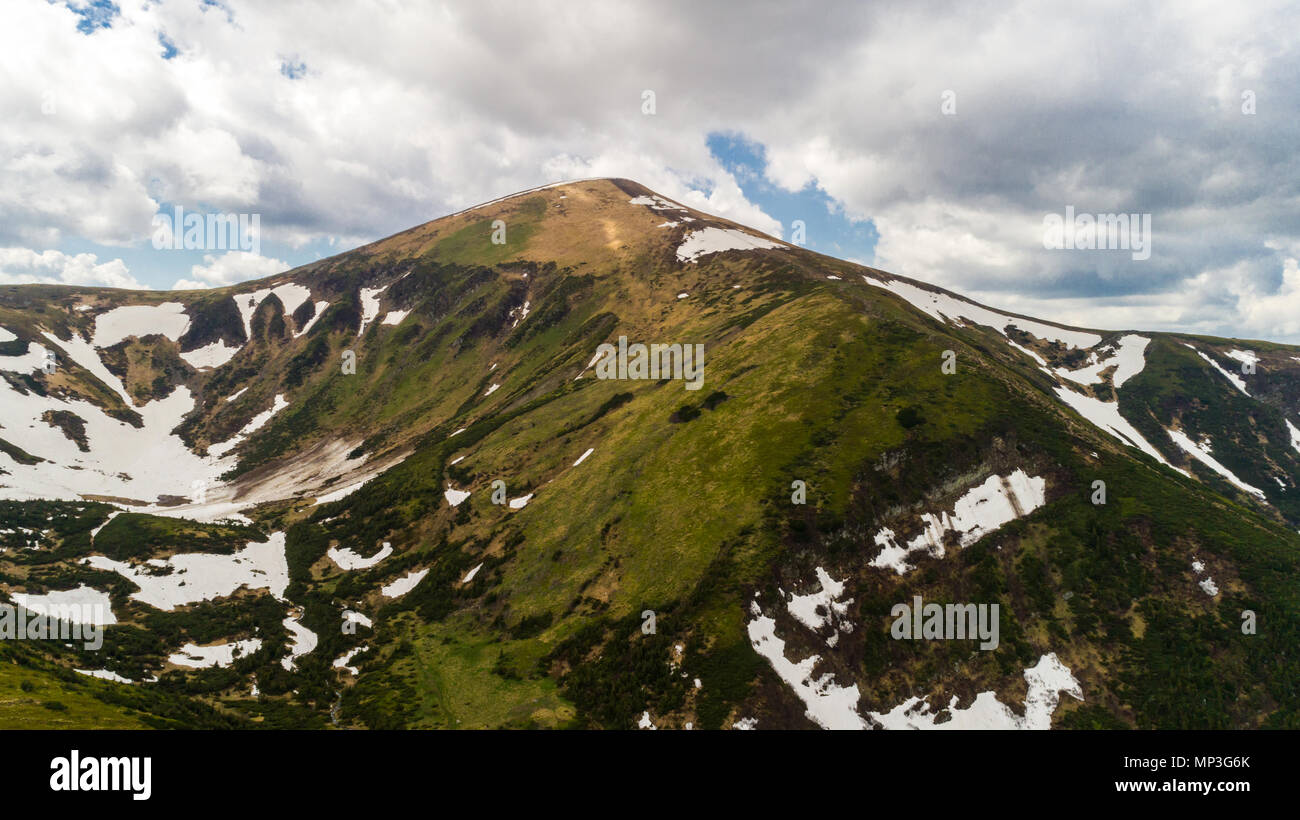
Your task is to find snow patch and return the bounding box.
[676,228,784,263]
[381,568,428,598]
[179,339,239,370]
[83,532,289,610]
[868,653,1082,730]
[862,276,1101,349]
[328,541,393,571]
[169,639,262,669]
[870,471,1047,575]
[93,303,190,347]
[1166,429,1266,500]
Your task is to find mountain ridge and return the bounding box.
[1,177,1298,730]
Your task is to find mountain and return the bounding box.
[2,178,1298,729]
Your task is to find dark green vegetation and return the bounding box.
[1,179,1298,729]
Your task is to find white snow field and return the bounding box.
[82,532,290,611]
[868,653,1083,730]
[93,303,190,347]
[234,283,312,339]
[328,541,393,570]
[1286,419,1300,454]
[333,646,369,675]
[1055,334,1151,387]
[676,227,785,263]
[861,275,1101,349]
[1166,430,1266,499]
[1052,386,1178,469]
[357,285,388,335]
[381,568,429,598]
[870,470,1047,574]
[747,600,866,729]
[786,567,854,647]
[1184,345,1250,396]
[168,638,263,669]
[280,612,319,671]
[75,669,133,684]
[179,340,240,370]
[9,584,117,625]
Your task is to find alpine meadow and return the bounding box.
[3,178,1299,732]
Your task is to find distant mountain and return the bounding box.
[2,178,1298,729]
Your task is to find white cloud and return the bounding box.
[2,0,1299,339]
[0,247,145,289]
[173,251,289,290]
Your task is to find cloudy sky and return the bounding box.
[3,0,1298,341]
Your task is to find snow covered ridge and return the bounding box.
[861,275,1101,349]
[870,470,1047,575]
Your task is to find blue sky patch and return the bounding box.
[707,132,878,264]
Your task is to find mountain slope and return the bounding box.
[2,178,1299,729]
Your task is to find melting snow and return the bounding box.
[508,494,533,509]
[747,601,866,729]
[280,613,319,671]
[1055,335,1150,388]
[342,610,373,629]
[208,394,289,458]
[179,340,239,370]
[572,448,594,467]
[294,300,331,337]
[1053,386,1178,469]
[357,286,387,335]
[1188,347,1250,396]
[169,638,262,669]
[328,541,393,570]
[314,478,371,505]
[93,303,190,347]
[462,562,483,583]
[333,646,369,675]
[444,487,471,506]
[1191,558,1219,597]
[381,309,409,326]
[484,383,500,396]
[381,568,428,598]
[1286,419,1300,454]
[9,584,117,625]
[870,470,1047,574]
[75,669,133,684]
[234,284,311,340]
[868,653,1082,730]
[1166,429,1266,500]
[786,567,854,644]
[862,276,1101,349]
[83,532,290,610]
[676,228,785,263]
[0,340,53,374]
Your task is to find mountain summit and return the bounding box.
[2,178,1298,729]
